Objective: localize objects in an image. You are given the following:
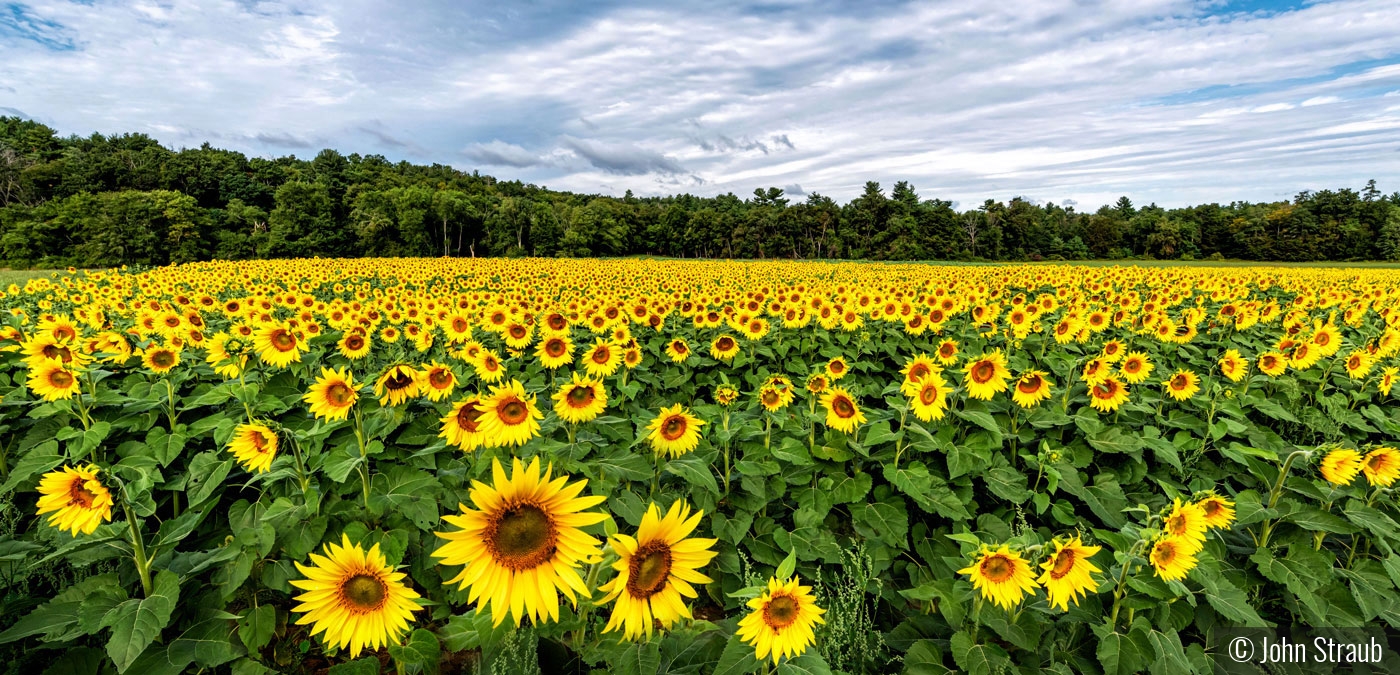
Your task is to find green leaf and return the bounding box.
[664,454,721,496]
[984,464,1031,503]
[614,639,662,675]
[1194,565,1267,627]
[104,570,181,673]
[0,601,82,643]
[0,439,63,493]
[323,444,365,483]
[387,628,440,673]
[594,451,654,482]
[1145,628,1191,675]
[954,409,1003,444]
[776,548,798,580]
[1087,426,1141,454]
[1096,629,1147,675]
[184,452,233,507]
[169,614,246,669]
[1288,507,1360,534]
[775,652,833,675]
[713,634,762,675]
[368,466,440,530]
[237,604,275,654]
[949,630,1010,675]
[825,473,872,503]
[327,658,381,675]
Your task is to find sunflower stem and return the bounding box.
[123,501,153,598]
[354,406,371,509]
[1258,449,1309,548]
[163,377,179,431]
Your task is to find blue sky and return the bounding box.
[2,0,1399,208]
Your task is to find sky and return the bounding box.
[2,0,1400,209]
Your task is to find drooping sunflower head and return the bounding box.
[476,379,543,448]
[1149,536,1197,582]
[303,366,359,421]
[714,384,740,406]
[1362,448,1400,487]
[958,545,1040,610]
[291,534,423,658]
[35,464,113,535]
[228,421,278,474]
[804,373,828,394]
[433,457,607,627]
[1036,536,1103,612]
[647,404,705,458]
[820,386,866,434]
[1218,349,1248,382]
[599,501,718,641]
[1319,448,1363,486]
[374,364,422,406]
[553,371,608,424]
[1195,493,1236,530]
[1011,370,1052,409]
[736,576,827,664]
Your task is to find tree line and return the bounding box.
[3,116,1400,268]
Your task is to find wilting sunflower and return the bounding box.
[583,338,623,377]
[1361,448,1400,487]
[1011,370,1053,409]
[337,331,372,360]
[254,322,302,368]
[1196,493,1236,530]
[715,384,740,406]
[1319,448,1363,485]
[440,395,487,452]
[736,576,826,664]
[433,457,607,626]
[908,373,950,422]
[374,364,421,406]
[1218,349,1248,383]
[664,339,691,363]
[35,464,113,535]
[536,335,574,370]
[27,361,81,401]
[303,367,359,422]
[899,354,941,396]
[228,422,278,474]
[710,335,740,362]
[419,362,458,401]
[1257,352,1288,377]
[958,545,1040,610]
[205,333,246,378]
[1088,376,1130,413]
[820,386,866,434]
[553,372,607,424]
[1149,536,1197,582]
[647,404,705,457]
[476,380,543,448]
[599,501,718,640]
[825,356,850,380]
[1163,369,1200,402]
[1118,352,1153,384]
[142,345,181,374]
[1037,537,1103,612]
[1161,499,1208,554]
[291,534,423,658]
[963,351,1011,400]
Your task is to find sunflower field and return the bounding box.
[1,258,1400,675]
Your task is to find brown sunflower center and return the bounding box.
[452,318,469,333]
[980,554,1014,582]
[830,360,846,373]
[327,382,353,405]
[1050,549,1076,579]
[546,339,566,357]
[626,541,673,598]
[1201,500,1222,518]
[249,430,271,452]
[48,369,74,388]
[1092,382,1117,399]
[762,594,800,630]
[1153,540,1178,565]
[908,364,930,381]
[385,371,414,391]
[345,335,365,350]
[661,415,687,440]
[672,341,687,354]
[1171,375,1188,390]
[592,347,611,364]
[1017,375,1042,393]
[1124,360,1141,374]
[456,401,483,431]
[567,386,596,408]
[270,330,296,352]
[69,482,97,508]
[832,396,856,418]
[972,362,994,383]
[509,325,527,340]
[717,337,735,351]
[499,399,529,425]
[919,383,940,406]
[429,369,453,388]
[1166,514,1188,535]
[486,503,557,570]
[151,350,176,368]
[342,574,387,610]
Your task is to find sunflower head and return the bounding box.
[736,576,826,664]
[1319,448,1364,486]
[958,545,1040,610]
[477,380,544,448]
[598,501,718,641]
[1362,448,1400,487]
[1149,536,1197,582]
[291,534,423,658]
[228,422,278,474]
[1036,537,1102,612]
[553,372,608,424]
[35,464,113,535]
[647,404,705,458]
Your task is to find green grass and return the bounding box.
[0,269,62,287]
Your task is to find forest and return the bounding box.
[3,115,1400,267]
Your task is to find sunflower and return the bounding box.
[1196,493,1236,530]
[254,322,302,368]
[820,386,866,434]
[647,404,705,457]
[1149,536,1197,582]
[824,356,850,380]
[35,464,113,535]
[142,345,181,374]
[433,457,607,626]
[205,333,247,378]
[303,367,359,422]
[805,373,828,394]
[536,335,574,370]
[1380,367,1398,397]
[291,534,423,658]
[503,322,533,350]
[27,361,81,401]
[1289,342,1322,370]
[963,351,1010,400]
[1319,448,1363,485]
[1118,352,1153,384]
[1088,376,1130,413]
[553,372,607,424]
[474,350,506,384]
[1037,537,1103,612]
[1258,352,1288,377]
[1011,370,1052,409]
[1361,448,1400,487]
[1344,349,1374,380]
[758,384,789,412]
[1080,357,1110,387]
[1100,339,1126,362]
[599,501,718,640]
[375,364,422,406]
[899,354,941,396]
[338,331,372,360]
[1218,349,1248,383]
[908,373,949,422]
[623,346,642,369]
[228,422,278,473]
[664,339,691,363]
[441,395,488,452]
[710,335,740,362]
[583,338,623,377]
[736,576,826,664]
[1161,499,1208,554]
[1163,369,1200,402]
[420,362,458,401]
[958,545,1040,610]
[714,384,740,406]
[476,380,543,448]
[934,339,959,365]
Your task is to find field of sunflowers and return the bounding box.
[2,258,1399,675]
